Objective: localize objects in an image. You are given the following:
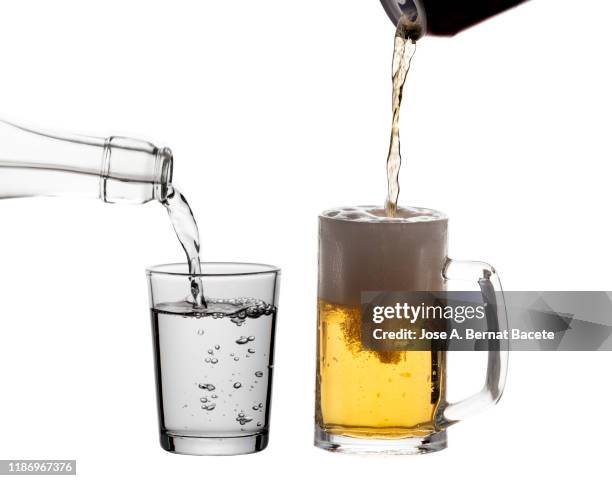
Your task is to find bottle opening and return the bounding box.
[380,0,427,37]
[156,147,174,202]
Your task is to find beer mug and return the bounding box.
[315,206,508,454]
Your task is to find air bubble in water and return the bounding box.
[248,348,256,354]
[257,422,262,427]
[200,397,208,403]
[236,413,253,425]
[161,297,275,323]
[205,358,211,363]
[202,403,216,411]
[208,349,214,355]
[248,336,255,341]
[234,357,239,361]
[236,336,249,345]
[233,382,242,389]
[215,345,220,350]
[198,383,216,391]
[197,329,205,336]
[211,394,218,399]
[211,358,218,364]
[255,371,263,378]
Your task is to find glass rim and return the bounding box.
[146,262,281,277]
[319,205,448,223]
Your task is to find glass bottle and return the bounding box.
[0,118,173,203]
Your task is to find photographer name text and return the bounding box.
[372,328,555,341]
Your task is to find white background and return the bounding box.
[0,0,610,479]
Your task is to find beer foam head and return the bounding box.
[321,205,447,223]
[319,206,448,305]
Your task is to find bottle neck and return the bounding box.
[100,137,173,204]
[0,119,173,204]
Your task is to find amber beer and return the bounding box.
[317,301,445,436]
[316,206,449,452]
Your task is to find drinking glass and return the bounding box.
[147,262,280,455]
[315,206,508,454]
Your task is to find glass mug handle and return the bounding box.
[441,258,509,426]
